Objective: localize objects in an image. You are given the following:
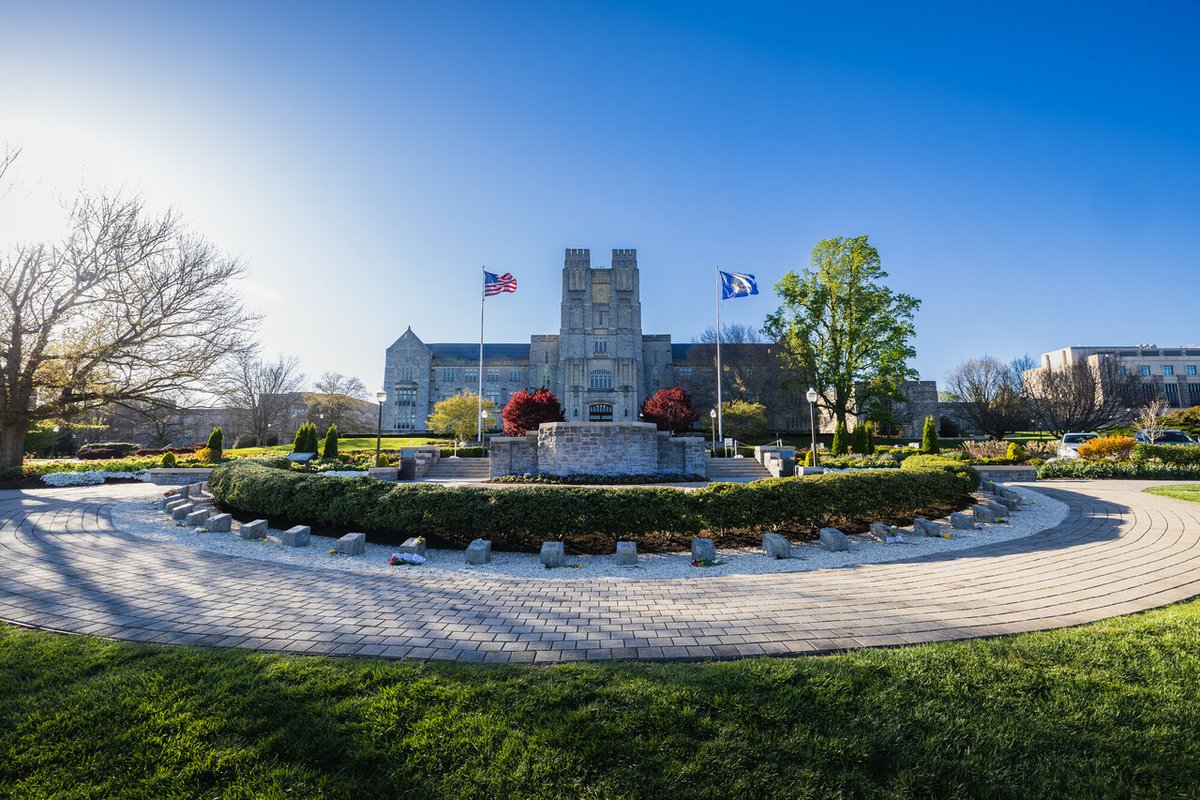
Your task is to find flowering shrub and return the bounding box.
[961,441,1012,461]
[1076,435,1137,462]
[41,470,151,486]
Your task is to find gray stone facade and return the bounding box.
[382,248,690,433]
[489,422,707,478]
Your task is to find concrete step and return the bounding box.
[706,458,772,480]
[424,458,491,479]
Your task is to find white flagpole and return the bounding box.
[478,267,485,444]
[715,267,723,453]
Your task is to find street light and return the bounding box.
[374,390,387,467]
[709,408,717,453]
[51,425,60,459]
[806,388,819,468]
[480,409,489,450]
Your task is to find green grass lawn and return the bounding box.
[227,436,455,457]
[1146,484,1200,503]
[4,599,1200,798]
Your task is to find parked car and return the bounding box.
[1134,429,1197,445]
[1057,432,1099,460]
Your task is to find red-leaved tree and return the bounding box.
[501,388,566,436]
[641,387,699,433]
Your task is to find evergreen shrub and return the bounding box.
[831,421,848,455]
[920,416,940,454]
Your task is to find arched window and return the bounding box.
[589,403,613,422]
[589,369,613,390]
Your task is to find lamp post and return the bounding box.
[374,391,387,467]
[480,409,489,450]
[709,408,717,453]
[806,388,819,467]
[51,426,60,459]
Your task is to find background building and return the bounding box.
[1035,345,1200,409]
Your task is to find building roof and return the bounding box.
[429,343,531,360]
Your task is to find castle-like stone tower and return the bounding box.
[554,248,643,422]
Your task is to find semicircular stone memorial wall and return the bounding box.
[489,422,707,478]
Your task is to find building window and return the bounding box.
[594,338,608,354]
[677,366,693,378]
[1188,365,1197,376]
[589,369,613,390]
[1164,365,1175,376]
[1190,383,1200,405]
[588,403,613,422]
[1139,365,1151,376]
[1117,366,1127,377]
[486,368,499,383]
[595,311,608,328]
[1165,383,1181,407]
[441,368,457,381]
[399,366,416,381]
[464,368,478,382]
[486,391,501,406]
[1141,383,1157,401]
[396,386,417,406]
[509,368,524,382]
[397,410,416,430]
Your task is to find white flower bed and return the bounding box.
[314,470,369,478]
[41,470,151,487]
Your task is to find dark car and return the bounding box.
[1134,429,1197,445]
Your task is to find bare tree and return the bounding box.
[696,323,764,345]
[944,356,1030,439]
[1023,356,1137,435]
[0,161,256,467]
[220,352,304,445]
[123,398,188,447]
[311,371,370,429]
[1136,398,1170,442]
[684,325,796,424]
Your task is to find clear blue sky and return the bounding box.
[3,1,1198,392]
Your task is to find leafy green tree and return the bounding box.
[428,391,498,443]
[206,427,223,463]
[764,236,920,427]
[831,420,848,455]
[713,399,767,443]
[1162,405,1200,438]
[322,424,339,459]
[920,416,940,454]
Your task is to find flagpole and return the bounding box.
[715,267,723,453]
[478,267,485,444]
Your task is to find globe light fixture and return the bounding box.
[805,388,819,468]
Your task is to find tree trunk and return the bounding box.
[0,422,28,470]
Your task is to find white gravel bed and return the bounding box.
[111,485,1068,582]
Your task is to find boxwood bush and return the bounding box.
[209,459,978,552]
[1131,443,1200,466]
[1038,460,1200,480]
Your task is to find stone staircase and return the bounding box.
[706,456,772,482]
[423,457,492,482]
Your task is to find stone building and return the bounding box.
[1033,345,1200,409]
[382,247,938,437]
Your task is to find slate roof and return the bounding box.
[428,343,531,360]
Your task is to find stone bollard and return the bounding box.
[170,503,195,521]
[985,500,1009,517]
[165,499,190,514]
[868,522,898,542]
[818,528,849,551]
[950,511,975,530]
[184,509,210,527]
[204,513,232,532]
[239,519,268,541]
[177,485,191,499]
[999,487,1023,503]
[691,538,717,562]
[283,526,311,547]
[972,503,997,524]
[399,537,426,557]
[539,541,565,567]
[995,495,1020,511]
[465,539,492,564]
[913,518,945,537]
[761,533,791,559]
[615,541,638,566]
[336,532,366,555]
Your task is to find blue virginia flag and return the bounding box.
[719,270,758,300]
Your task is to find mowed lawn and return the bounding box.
[3,599,1200,799]
[1146,483,1200,504]
[226,436,455,457]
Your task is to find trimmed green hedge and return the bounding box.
[1038,461,1200,480]
[1131,443,1200,466]
[209,460,978,552]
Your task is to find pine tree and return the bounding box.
[322,424,339,459]
[206,427,223,463]
[864,421,876,454]
[850,424,867,454]
[831,420,848,455]
[921,415,940,454]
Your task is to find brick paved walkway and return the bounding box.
[1,480,1198,662]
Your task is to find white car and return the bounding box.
[1057,432,1099,460]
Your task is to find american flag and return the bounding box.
[483,270,518,296]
